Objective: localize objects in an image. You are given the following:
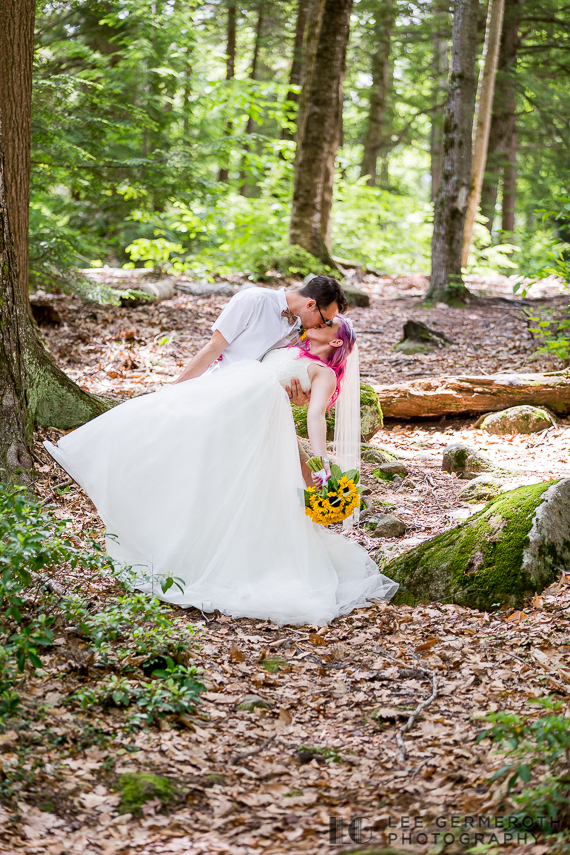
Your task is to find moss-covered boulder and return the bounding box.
[361,444,397,465]
[475,405,557,435]
[381,480,570,611]
[293,383,383,442]
[117,773,176,814]
[458,475,504,502]
[441,442,514,480]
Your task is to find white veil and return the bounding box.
[333,327,360,530]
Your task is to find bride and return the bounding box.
[45,317,398,626]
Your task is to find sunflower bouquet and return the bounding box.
[304,457,362,526]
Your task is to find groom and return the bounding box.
[174,275,347,391]
[174,275,348,483]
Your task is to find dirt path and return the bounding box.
[6,275,569,855]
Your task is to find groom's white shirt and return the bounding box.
[210,286,300,369]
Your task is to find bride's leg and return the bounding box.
[297,438,313,487]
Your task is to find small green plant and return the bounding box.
[71,659,205,727]
[477,697,570,830]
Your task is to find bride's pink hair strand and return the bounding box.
[290,317,356,407]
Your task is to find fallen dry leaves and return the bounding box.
[4,274,570,855]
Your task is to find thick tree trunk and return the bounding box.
[480,0,522,231]
[289,0,352,266]
[430,31,449,200]
[360,0,395,187]
[294,0,326,155]
[373,371,570,420]
[218,3,237,183]
[461,0,505,266]
[426,0,479,306]
[0,0,35,300]
[240,3,264,195]
[281,0,309,141]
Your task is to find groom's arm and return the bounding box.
[173,331,229,383]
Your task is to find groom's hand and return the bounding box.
[286,378,310,406]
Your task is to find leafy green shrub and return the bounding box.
[72,658,205,727]
[478,697,570,830]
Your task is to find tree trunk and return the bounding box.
[240,3,264,195]
[360,0,395,187]
[289,0,353,267]
[480,0,522,231]
[430,30,449,199]
[373,371,570,420]
[502,127,516,232]
[281,0,309,141]
[218,3,237,183]
[0,0,35,300]
[461,0,505,266]
[425,0,480,306]
[294,0,326,157]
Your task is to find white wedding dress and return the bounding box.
[44,347,398,626]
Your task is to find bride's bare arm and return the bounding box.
[174,331,229,383]
[306,367,336,475]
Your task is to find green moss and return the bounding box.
[261,656,289,673]
[117,772,176,814]
[373,469,394,482]
[386,482,557,611]
[293,384,383,442]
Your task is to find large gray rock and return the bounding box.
[475,405,557,435]
[367,514,407,538]
[361,445,398,465]
[458,475,504,502]
[341,279,370,308]
[442,443,508,480]
[381,480,570,611]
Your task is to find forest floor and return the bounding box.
[5,273,570,855]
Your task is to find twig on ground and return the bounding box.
[229,735,276,766]
[374,648,439,762]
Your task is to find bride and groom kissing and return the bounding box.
[45,276,398,626]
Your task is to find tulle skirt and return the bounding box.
[44,360,398,625]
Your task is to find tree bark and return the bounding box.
[360,0,395,187]
[240,3,264,195]
[218,3,237,183]
[461,0,505,266]
[294,0,326,158]
[430,30,449,199]
[373,371,570,420]
[0,0,35,300]
[501,127,517,233]
[281,0,309,141]
[480,0,522,231]
[289,0,353,267]
[425,0,480,306]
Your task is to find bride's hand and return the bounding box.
[286,378,311,406]
[312,458,331,487]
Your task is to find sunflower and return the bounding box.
[304,469,361,527]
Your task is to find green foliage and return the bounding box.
[478,697,570,830]
[30,0,570,286]
[71,658,205,728]
[0,483,115,713]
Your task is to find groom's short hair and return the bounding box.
[299,276,348,314]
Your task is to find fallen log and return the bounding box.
[373,370,570,420]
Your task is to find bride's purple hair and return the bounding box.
[292,317,356,407]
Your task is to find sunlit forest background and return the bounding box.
[32,0,570,290]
